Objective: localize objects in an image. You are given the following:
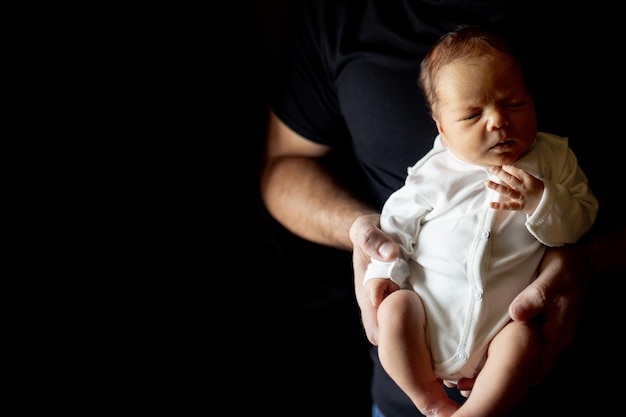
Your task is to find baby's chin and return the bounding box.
[485,150,523,167]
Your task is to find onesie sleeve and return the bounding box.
[526,136,599,246]
[363,177,432,286]
[363,258,411,287]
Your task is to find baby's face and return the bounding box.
[433,55,537,167]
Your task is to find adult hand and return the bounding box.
[349,213,398,346]
[447,246,588,397]
[508,245,589,383]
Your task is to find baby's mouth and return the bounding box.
[490,139,515,152]
[492,139,514,148]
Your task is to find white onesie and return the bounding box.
[364,133,598,381]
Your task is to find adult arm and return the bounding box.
[260,110,399,344]
[260,110,376,248]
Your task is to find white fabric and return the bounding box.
[364,132,598,380]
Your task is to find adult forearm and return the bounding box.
[261,156,375,251]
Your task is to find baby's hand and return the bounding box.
[486,165,543,215]
[364,278,400,307]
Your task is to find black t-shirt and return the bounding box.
[271,0,575,208]
[269,1,620,416]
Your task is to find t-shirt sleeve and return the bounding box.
[270,0,348,146]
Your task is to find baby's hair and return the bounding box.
[418,25,522,117]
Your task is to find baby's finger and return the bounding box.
[486,180,522,200]
[502,164,537,188]
[490,165,522,189]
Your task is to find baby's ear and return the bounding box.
[434,119,448,146]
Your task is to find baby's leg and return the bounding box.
[377,289,460,417]
[453,321,541,417]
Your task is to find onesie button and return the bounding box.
[457,351,468,361]
[479,230,490,239]
[472,290,483,300]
